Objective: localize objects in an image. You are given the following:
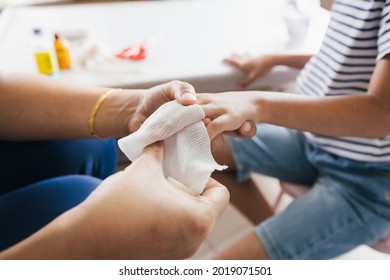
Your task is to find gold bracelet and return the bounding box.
[88,88,122,139]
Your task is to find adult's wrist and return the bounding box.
[93,89,143,138]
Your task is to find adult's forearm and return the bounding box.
[0,206,96,259]
[0,73,141,141]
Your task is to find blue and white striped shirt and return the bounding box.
[296,0,390,162]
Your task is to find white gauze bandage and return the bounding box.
[118,101,227,194]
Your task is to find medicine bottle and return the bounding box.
[54,33,71,69]
[32,28,59,76]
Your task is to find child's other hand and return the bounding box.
[224,54,275,89]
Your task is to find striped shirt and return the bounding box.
[296,0,390,163]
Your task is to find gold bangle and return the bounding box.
[88,88,121,139]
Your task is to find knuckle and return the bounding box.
[186,212,212,241]
[173,211,214,259]
[167,80,181,88]
[208,121,221,134]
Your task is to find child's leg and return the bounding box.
[212,124,318,224]
[214,230,270,259]
[212,171,274,225]
[215,145,390,260]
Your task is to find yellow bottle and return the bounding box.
[54,33,71,70]
[33,28,59,76]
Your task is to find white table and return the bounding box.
[0,0,330,92]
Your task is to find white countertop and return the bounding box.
[0,0,330,91]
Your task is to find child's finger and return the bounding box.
[238,121,257,138]
[241,71,257,88]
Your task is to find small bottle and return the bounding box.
[32,28,59,76]
[54,33,71,70]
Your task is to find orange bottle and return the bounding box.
[54,33,71,69]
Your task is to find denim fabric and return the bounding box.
[0,175,101,251]
[228,124,390,259]
[0,139,117,251]
[0,139,117,195]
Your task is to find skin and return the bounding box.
[0,72,255,146]
[0,73,230,259]
[0,74,197,141]
[201,53,390,259]
[224,53,311,89]
[203,54,390,141]
[0,142,229,260]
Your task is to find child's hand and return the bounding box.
[199,92,259,141]
[224,54,275,89]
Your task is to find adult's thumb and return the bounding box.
[139,141,165,166]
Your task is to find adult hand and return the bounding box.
[129,80,197,132]
[0,141,229,260]
[224,54,275,89]
[80,141,230,259]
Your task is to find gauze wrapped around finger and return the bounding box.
[118,101,227,194]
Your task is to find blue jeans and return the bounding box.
[0,139,117,251]
[228,124,390,259]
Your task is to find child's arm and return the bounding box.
[200,55,390,140]
[224,54,312,89]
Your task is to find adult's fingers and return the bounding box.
[200,178,230,216]
[167,176,196,196]
[167,80,197,106]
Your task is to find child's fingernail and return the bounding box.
[242,122,252,133]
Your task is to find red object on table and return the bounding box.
[116,44,147,60]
